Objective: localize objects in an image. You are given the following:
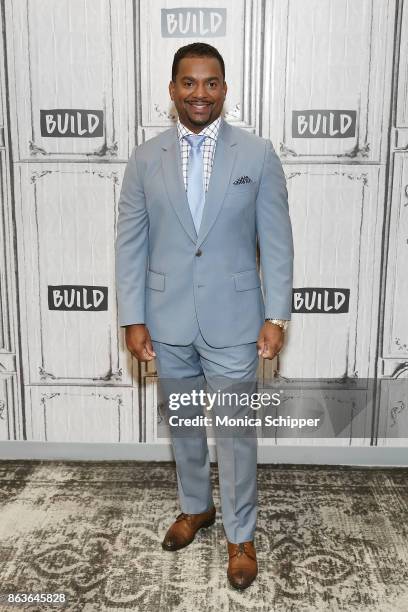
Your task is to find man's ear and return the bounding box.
[169,80,174,101]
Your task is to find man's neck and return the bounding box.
[178,115,221,133]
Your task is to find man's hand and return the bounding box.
[257,322,285,359]
[125,324,156,361]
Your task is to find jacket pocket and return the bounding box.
[146,269,165,291]
[233,269,261,291]
[226,181,258,196]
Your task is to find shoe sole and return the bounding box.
[161,514,216,551]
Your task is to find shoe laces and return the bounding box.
[237,543,246,557]
[230,541,256,560]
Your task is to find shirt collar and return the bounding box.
[177,115,222,142]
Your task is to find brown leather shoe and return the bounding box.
[162,506,216,551]
[227,540,258,590]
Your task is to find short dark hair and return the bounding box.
[171,43,225,82]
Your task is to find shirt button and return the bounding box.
[195,249,202,257]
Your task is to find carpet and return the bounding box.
[0,460,407,611]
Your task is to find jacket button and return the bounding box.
[195,249,202,257]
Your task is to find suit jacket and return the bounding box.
[115,116,294,348]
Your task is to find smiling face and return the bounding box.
[169,55,227,133]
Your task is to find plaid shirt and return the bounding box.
[177,116,221,192]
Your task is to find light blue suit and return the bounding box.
[115,117,293,345]
[115,116,294,543]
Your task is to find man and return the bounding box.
[115,42,294,590]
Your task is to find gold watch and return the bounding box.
[265,318,289,331]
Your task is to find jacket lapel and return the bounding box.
[160,129,197,243]
[196,117,237,248]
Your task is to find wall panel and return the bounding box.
[15,163,132,386]
[263,0,395,163]
[25,385,136,442]
[137,0,263,142]
[5,0,135,160]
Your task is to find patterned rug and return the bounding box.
[0,460,407,611]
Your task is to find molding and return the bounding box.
[1,442,408,466]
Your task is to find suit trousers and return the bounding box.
[152,325,259,544]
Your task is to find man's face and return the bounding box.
[169,56,227,133]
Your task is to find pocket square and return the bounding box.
[233,175,253,185]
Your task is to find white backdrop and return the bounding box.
[0,0,406,456]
